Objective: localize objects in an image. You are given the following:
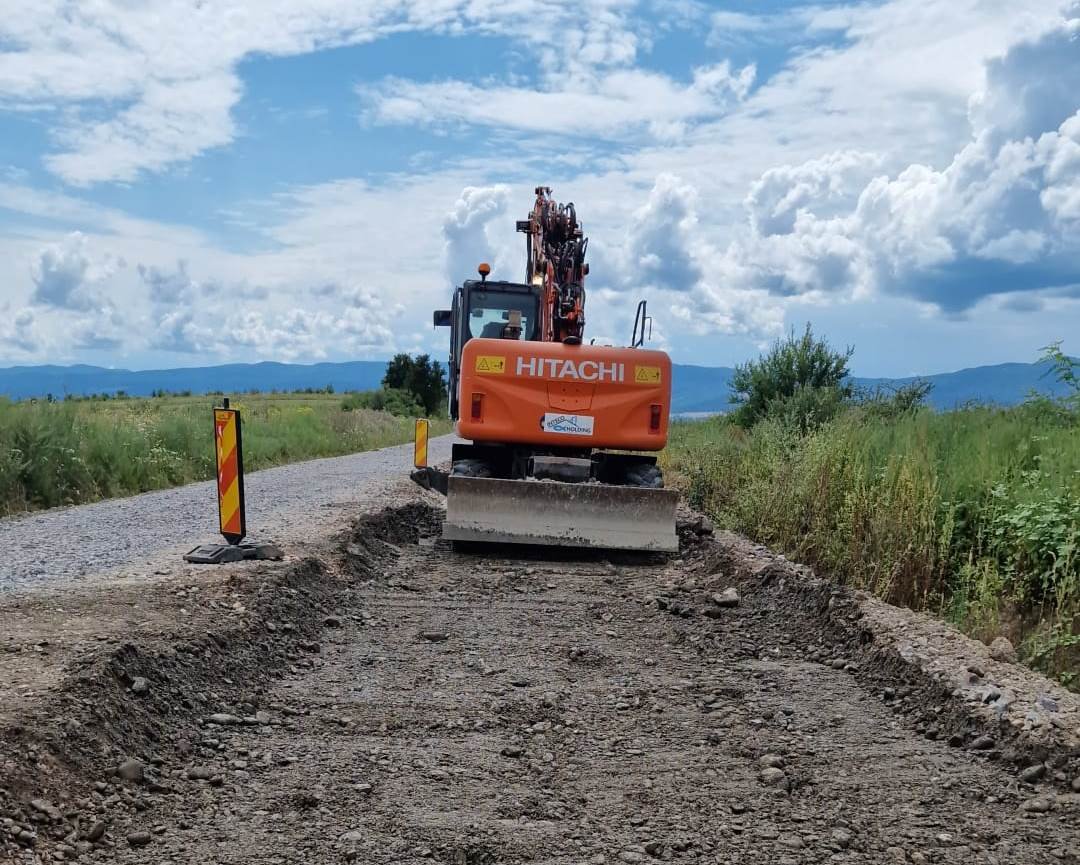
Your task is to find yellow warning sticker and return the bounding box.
[634,365,662,384]
[475,355,506,374]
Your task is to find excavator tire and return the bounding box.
[624,463,664,488]
[450,458,494,478]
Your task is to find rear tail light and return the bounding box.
[471,392,484,420]
[650,403,662,432]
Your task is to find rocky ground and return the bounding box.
[2,477,1079,864]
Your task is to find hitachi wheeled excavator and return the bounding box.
[414,186,678,552]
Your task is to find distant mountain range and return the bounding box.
[671,360,1074,413]
[0,359,1073,412]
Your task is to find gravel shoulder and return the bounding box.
[0,435,454,592]
[2,478,1079,864]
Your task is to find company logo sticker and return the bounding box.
[541,413,595,436]
[635,365,662,384]
[475,355,506,374]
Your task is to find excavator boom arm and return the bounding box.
[516,186,588,343]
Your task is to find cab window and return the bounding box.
[467,290,538,340]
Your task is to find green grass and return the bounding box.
[0,394,451,517]
[663,401,1080,685]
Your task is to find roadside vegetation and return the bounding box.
[664,329,1080,685]
[340,353,448,418]
[0,353,452,517]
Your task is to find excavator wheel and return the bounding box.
[451,458,493,478]
[623,463,664,489]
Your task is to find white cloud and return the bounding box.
[73,306,127,352]
[139,260,200,304]
[152,309,214,355]
[441,185,512,287]
[746,151,885,237]
[710,8,1080,312]
[0,307,41,357]
[2,0,1079,371]
[30,232,120,310]
[45,73,241,186]
[590,173,787,340]
[220,307,394,360]
[622,173,702,293]
[0,0,655,184]
[361,61,755,142]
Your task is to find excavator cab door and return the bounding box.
[438,280,540,420]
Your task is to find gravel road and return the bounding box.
[0,435,453,592]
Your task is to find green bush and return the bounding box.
[730,324,853,429]
[763,383,848,433]
[341,387,424,417]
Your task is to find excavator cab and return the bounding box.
[434,276,540,420]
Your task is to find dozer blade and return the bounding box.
[443,476,679,553]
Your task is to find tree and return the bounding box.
[729,324,853,429]
[382,353,447,415]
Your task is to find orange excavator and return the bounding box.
[415,186,678,552]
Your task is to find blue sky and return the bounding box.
[0,0,1078,376]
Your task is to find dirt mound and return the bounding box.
[680,529,1080,787]
[341,500,442,579]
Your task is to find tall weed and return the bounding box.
[0,395,451,517]
[665,404,1080,684]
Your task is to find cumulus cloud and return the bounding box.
[719,9,1080,313]
[139,260,199,304]
[73,307,127,352]
[30,232,118,310]
[134,258,400,356]
[746,151,885,237]
[442,185,511,286]
[971,13,1080,143]
[221,307,394,361]
[1,307,41,356]
[623,174,703,293]
[148,302,397,358]
[152,309,214,354]
[595,173,786,339]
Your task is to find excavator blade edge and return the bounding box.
[443,476,679,553]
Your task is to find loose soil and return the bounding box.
[2,485,1079,864]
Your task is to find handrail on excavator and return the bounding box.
[632,299,652,348]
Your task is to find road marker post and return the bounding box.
[184,398,283,565]
[414,418,430,469]
[409,417,447,494]
[215,399,246,543]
